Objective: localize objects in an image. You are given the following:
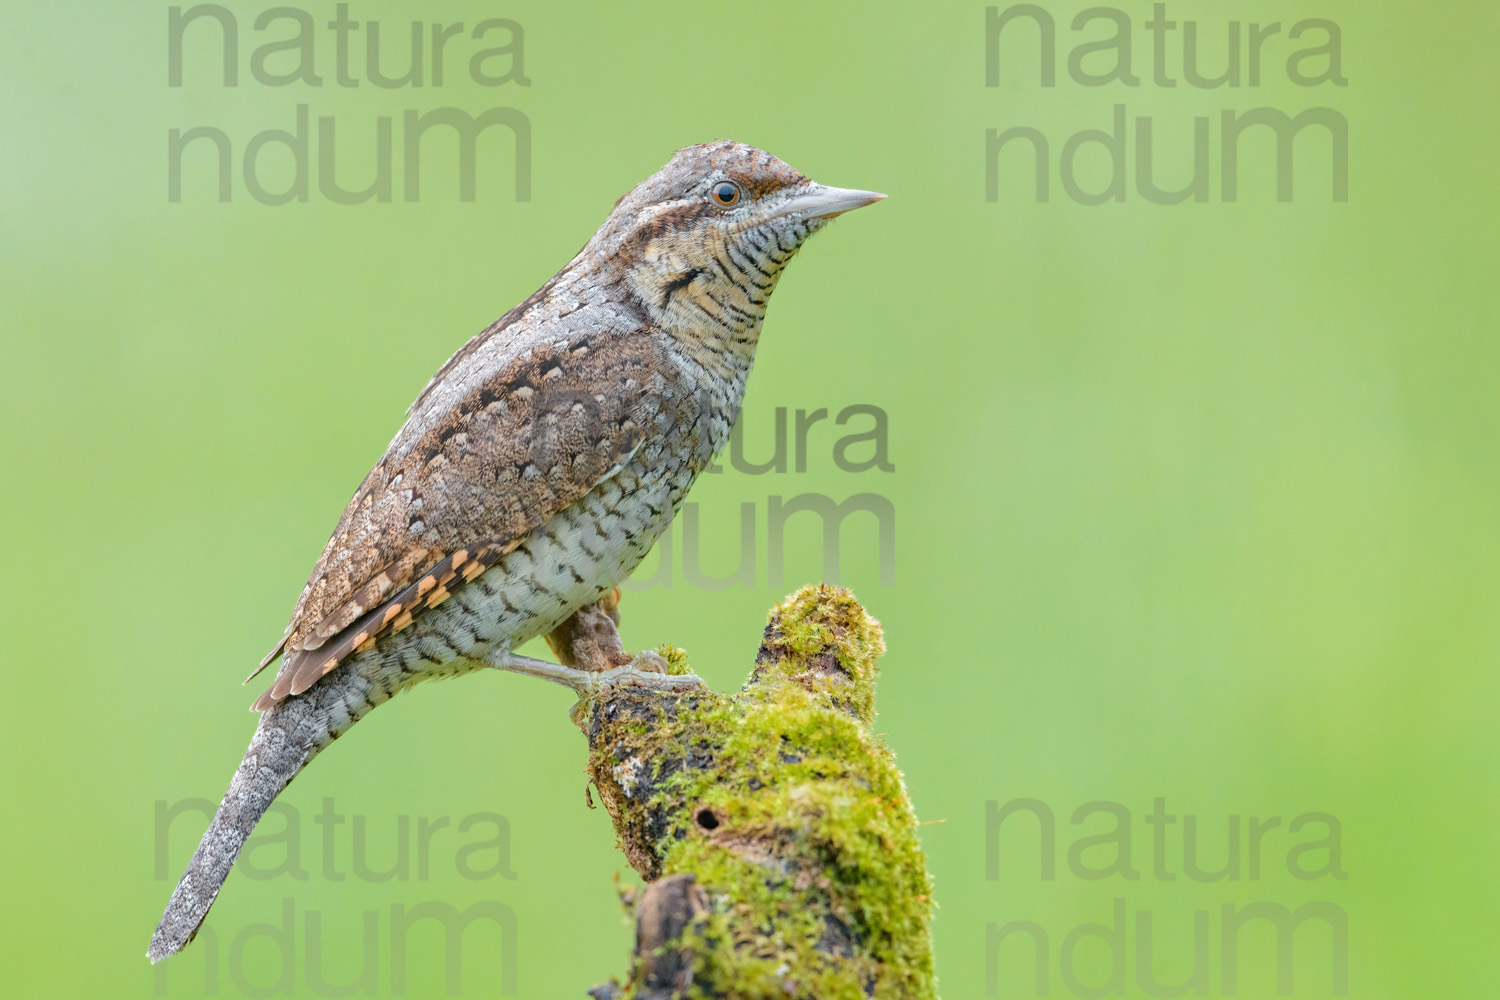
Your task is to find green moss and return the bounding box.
[583,585,936,999]
[655,642,695,676]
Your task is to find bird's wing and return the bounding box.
[251,325,673,711]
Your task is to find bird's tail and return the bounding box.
[147,662,391,963]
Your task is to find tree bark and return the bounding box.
[561,585,936,1000]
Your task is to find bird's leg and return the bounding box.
[545,588,632,670]
[499,651,704,695]
[487,589,703,695]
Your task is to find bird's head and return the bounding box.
[589,140,885,345]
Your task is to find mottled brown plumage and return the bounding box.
[252,327,673,708]
[149,139,884,963]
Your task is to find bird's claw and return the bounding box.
[490,649,702,696]
[575,650,703,696]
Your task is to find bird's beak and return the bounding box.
[766,184,887,222]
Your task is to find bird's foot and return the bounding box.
[492,650,703,696]
[576,649,703,696]
[493,593,702,695]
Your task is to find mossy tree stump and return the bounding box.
[571,585,936,999]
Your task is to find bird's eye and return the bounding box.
[710,181,742,207]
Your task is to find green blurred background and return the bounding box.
[2,1,1495,996]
